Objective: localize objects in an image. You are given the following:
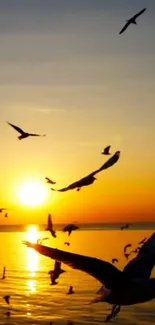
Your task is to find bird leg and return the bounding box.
[104,304,121,323]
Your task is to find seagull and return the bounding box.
[7,122,46,140]
[3,295,10,305]
[48,261,65,285]
[139,238,147,245]
[0,208,7,213]
[112,258,118,264]
[120,224,129,230]
[37,237,49,244]
[46,214,56,238]
[64,242,70,246]
[2,266,6,279]
[119,8,146,35]
[101,145,111,155]
[67,285,74,295]
[124,244,132,254]
[45,177,56,185]
[62,224,79,236]
[51,151,120,192]
[24,233,155,322]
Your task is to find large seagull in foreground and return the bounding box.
[119,8,146,35]
[24,232,155,320]
[51,151,120,192]
[7,122,46,140]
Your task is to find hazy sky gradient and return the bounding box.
[0,0,155,224]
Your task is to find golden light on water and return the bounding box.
[25,225,39,292]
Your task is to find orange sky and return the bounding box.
[0,1,155,224]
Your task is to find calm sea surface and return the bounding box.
[0,226,155,325]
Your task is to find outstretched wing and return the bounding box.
[29,133,44,137]
[24,242,123,288]
[91,151,120,176]
[119,21,131,34]
[123,232,155,278]
[102,145,111,154]
[133,8,146,20]
[45,177,56,184]
[7,122,24,135]
[51,179,85,192]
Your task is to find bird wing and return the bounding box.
[7,122,24,135]
[48,214,53,229]
[119,21,131,34]
[133,8,146,20]
[24,242,123,288]
[104,145,111,153]
[123,232,155,278]
[28,133,41,136]
[45,177,56,184]
[91,151,120,176]
[51,178,87,192]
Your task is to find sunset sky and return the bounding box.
[0,0,155,225]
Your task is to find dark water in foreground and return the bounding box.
[0,226,155,324]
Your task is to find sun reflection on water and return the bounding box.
[25,225,39,292]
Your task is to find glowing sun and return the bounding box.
[18,180,47,206]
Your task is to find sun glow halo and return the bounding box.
[18,180,47,207]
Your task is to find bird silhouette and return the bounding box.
[64,242,70,246]
[67,286,74,295]
[45,177,56,185]
[46,214,56,238]
[119,8,146,34]
[48,261,65,285]
[2,266,6,279]
[7,122,46,140]
[4,213,8,218]
[0,208,7,213]
[120,224,129,230]
[124,244,132,254]
[24,232,155,314]
[101,145,111,155]
[3,295,10,305]
[51,151,120,192]
[63,224,79,236]
[124,253,130,260]
[112,258,118,264]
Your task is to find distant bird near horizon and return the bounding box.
[51,151,120,192]
[48,261,65,285]
[63,224,79,236]
[120,224,129,230]
[112,258,118,264]
[2,266,6,280]
[7,122,46,140]
[24,232,155,322]
[101,145,111,155]
[119,8,146,35]
[45,177,56,185]
[46,214,57,238]
[124,244,132,254]
[67,285,74,295]
[3,295,10,305]
[64,242,70,246]
[4,213,8,218]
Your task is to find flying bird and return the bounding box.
[64,242,70,246]
[67,285,74,295]
[120,224,129,230]
[7,122,46,140]
[46,214,56,238]
[3,295,10,305]
[124,244,132,254]
[24,233,155,315]
[37,237,49,244]
[119,8,146,35]
[51,151,120,192]
[2,266,6,280]
[62,224,79,236]
[48,261,65,285]
[101,145,111,155]
[112,258,118,264]
[45,177,56,185]
[124,253,130,260]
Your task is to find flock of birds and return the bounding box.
[0,5,150,324]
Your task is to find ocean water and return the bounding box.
[0,226,155,325]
